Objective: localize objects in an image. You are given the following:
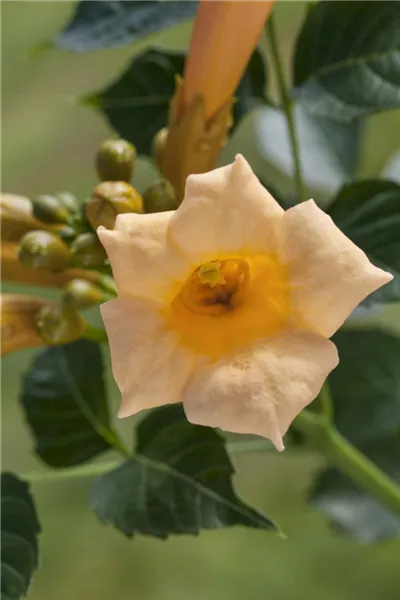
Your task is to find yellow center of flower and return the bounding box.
[168,254,292,361]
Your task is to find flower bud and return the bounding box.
[18,231,70,272]
[152,128,168,173]
[1,193,32,218]
[1,193,49,241]
[96,138,136,182]
[32,194,70,225]
[143,180,179,213]
[62,278,107,310]
[36,304,86,345]
[56,191,80,214]
[1,294,47,355]
[70,232,107,267]
[86,181,143,230]
[58,225,76,243]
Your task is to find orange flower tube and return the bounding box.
[1,240,106,288]
[0,294,47,356]
[0,293,86,356]
[163,0,275,199]
[182,0,275,119]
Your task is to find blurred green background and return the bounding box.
[2,2,400,600]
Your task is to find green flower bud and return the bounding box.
[143,180,179,213]
[96,138,136,182]
[58,225,76,243]
[63,278,106,310]
[152,128,168,173]
[70,232,107,268]
[32,194,70,225]
[36,304,86,345]
[86,181,143,230]
[56,191,80,214]
[18,231,71,272]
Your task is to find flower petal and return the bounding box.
[101,298,195,417]
[170,154,283,261]
[98,212,191,302]
[183,329,338,450]
[277,200,393,338]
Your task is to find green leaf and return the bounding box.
[254,104,361,193]
[1,473,41,599]
[20,340,113,468]
[86,48,185,156]
[327,180,400,304]
[293,1,400,121]
[56,0,197,52]
[87,47,266,157]
[311,329,400,540]
[90,405,277,538]
[310,435,400,541]
[330,329,400,445]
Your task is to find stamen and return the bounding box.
[197,261,225,288]
[168,253,291,360]
[177,258,251,316]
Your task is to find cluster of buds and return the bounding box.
[1,127,195,357]
[1,138,140,354]
[88,137,179,225]
[6,137,144,283]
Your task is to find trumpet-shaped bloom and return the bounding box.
[98,156,392,450]
[182,0,275,119]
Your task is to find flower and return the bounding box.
[181,0,275,120]
[162,0,274,200]
[98,156,392,450]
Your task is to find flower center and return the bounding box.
[167,254,293,361]
[178,258,250,316]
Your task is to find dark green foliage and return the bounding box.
[233,49,268,124]
[255,104,361,193]
[90,405,277,538]
[311,435,400,542]
[20,340,112,467]
[1,474,41,599]
[311,329,400,540]
[85,48,185,156]
[56,0,198,51]
[330,329,400,445]
[293,1,400,121]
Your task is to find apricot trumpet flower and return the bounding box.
[98,156,392,451]
[163,0,274,199]
[182,0,275,120]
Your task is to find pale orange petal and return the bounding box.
[98,212,192,303]
[170,154,283,261]
[183,329,338,450]
[101,298,195,417]
[277,200,393,338]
